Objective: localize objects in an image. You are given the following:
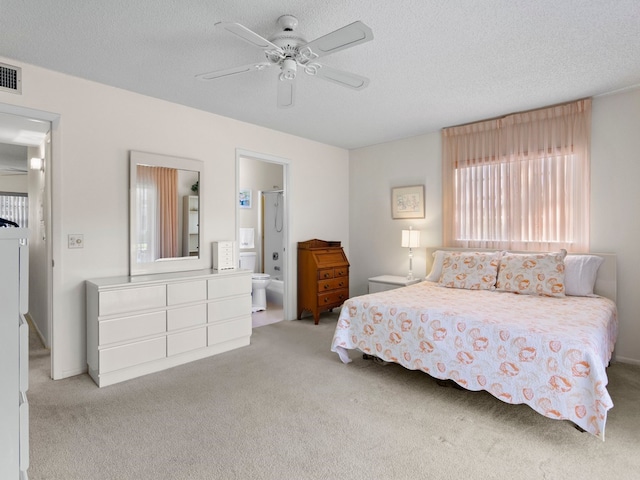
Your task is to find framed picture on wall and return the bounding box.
[239,188,252,209]
[391,185,425,219]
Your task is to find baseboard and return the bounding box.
[24,312,48,349]
[614,355,640,366]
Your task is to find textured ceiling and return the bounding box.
[1,0,639,149]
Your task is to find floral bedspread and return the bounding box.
[331,281,618,438]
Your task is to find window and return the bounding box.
[0,192,28,228]
[442,99,591,252]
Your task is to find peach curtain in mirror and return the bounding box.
[136,165,178,262]
[442,98,591,252]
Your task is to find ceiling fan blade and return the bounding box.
[196,62,271,81]
[277,78,296,108]
[215,21,283,53]
[314,65,369,90]
[301,21,373,59]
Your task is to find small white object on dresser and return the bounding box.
[0,229,29,479]
[212,241,236,270]
[368,275,421,293]
[86,268,251,387]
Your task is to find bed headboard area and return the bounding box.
[425,247,617,303]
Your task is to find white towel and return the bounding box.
[239,228,255,249]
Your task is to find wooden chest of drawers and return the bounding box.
[297,239,349,324]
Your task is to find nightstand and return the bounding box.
[368,275,421,293]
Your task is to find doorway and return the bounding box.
[0,104,56,378]
[236,149,291,326]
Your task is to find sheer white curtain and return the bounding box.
[442,99,591,252]
[136,165,178,262]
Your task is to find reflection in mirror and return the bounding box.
[130,151,205,276]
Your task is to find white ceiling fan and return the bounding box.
[196,15,373,108]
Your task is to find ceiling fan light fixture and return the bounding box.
[280,58,297,81]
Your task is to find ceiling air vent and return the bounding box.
[0,63,22,94]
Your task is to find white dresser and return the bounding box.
[86,269,252,387]
[0,229,29,479]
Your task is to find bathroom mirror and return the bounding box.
[129,150,205,275]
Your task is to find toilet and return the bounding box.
[238,252,271,312]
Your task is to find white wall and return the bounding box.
[349,87,640,365]
[0,174,27,193]
[349,133,442,295]
[0,56,350,379]
[591,87,640,364]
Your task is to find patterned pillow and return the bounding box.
[496,250,567,297]
[438,251,501,290]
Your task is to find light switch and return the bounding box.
[68,234,84,249]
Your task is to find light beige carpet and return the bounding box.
[28,313,640,480]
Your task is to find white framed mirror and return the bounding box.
[129,150,205,275]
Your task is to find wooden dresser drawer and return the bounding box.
[318,289,348,307]
[167,280,207,305]
[317,277,348,293]
[317,268,335,280]
[334,267,348,278]
[99,311,167,346]
[99,337,166,373]
[317,267,349,280]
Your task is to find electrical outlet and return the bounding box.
[68,234,84,249]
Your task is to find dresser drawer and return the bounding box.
[208,317,251,346]
[99,311,167,346]
[317,268,334,280]
[208,274,251,299]
[208,295,251,322]
[317,277,348,293]
[167,280,207,305]
[100,337,166,373]
[317,267,348,280]
[167,304,207,331]
[19,315,29,392]
[318,289,348,307]
[167,327,207,356]
[19,391,29,470]
[99,285,166,316]
[334,266,348,278]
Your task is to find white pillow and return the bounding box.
[438,251,501,290]
[564,255,604,296]
[496,250,567,297]
[425,250,447,282]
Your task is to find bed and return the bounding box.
[331,248,618,439]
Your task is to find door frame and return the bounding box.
[0,102,59,378]
[235,148,292,320]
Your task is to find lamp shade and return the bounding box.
[401,228,420,248]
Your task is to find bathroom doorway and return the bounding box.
[236,149,290,327]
